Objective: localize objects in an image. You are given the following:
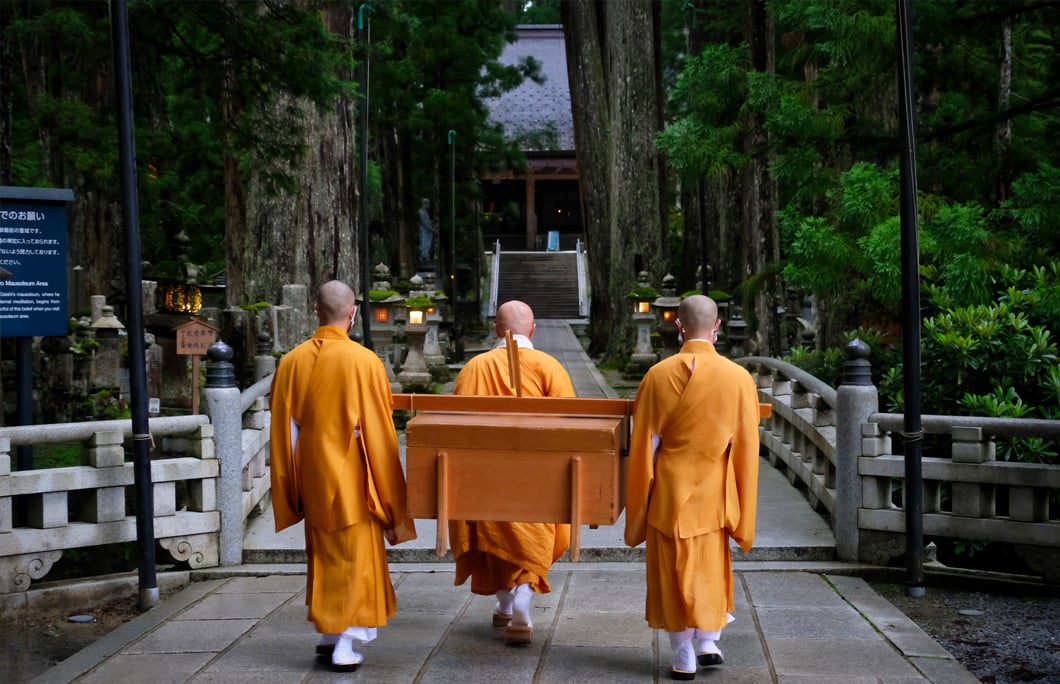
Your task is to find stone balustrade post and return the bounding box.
[835,338,878,561]
[253,330,276,382]
[202,339,243,566]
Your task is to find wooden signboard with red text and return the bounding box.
[175,318,218,415]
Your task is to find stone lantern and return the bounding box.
[398,276,433,392]
[424,271,452,364]
[408,273,444,374]
[368,263,404,390]
[725,305,750,358]
[652,273,682,358]
[90,304,125,389]
[628,271,658,372]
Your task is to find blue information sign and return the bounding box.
[0,187,74,337]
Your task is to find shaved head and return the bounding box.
[315,280,357,327]
[678,295,719,340]
[495,300,536,338]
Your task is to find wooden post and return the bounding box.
[436,450,449,557]
[570,454,582,561]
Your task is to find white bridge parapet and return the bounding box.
[739,354,1060,584]
[0,376,272,597]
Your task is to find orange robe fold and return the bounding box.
[448,341,575,594]
[624,340,760,632]
[269,325,415,632]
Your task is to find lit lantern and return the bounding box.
[409,308,425,325]
[629,271,657,316]
[157,282,203,313]
[373,307,390,324]
[652,274,682,357]
[652,274,681,332]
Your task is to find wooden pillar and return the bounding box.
[525,174,537,250]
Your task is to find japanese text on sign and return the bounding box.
[176,321,217,355]
[0,196,70,337]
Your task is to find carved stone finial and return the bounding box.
[841,337,872,386]
[205,339,236,388]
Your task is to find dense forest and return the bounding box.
[3,0,1060,431]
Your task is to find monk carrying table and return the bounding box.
[396,393,630,562]
[394,335,771,562]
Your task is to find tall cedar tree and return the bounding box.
[562,0,668,365]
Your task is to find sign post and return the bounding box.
[0,186,75,473]
[175,317,218,415]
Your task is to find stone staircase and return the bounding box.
[496,251,581,319]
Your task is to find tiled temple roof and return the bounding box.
[487,25,574,153]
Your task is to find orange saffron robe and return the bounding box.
[624,340,760,632]
[448,339,575,594]
[269,325,415,633]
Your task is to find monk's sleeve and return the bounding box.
[625,373,661,547]
[362,361,417,544]
[268,366,304,531]
[728,370,761,551]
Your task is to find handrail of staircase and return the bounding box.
[488,239,501,317]
[575,238,588,317]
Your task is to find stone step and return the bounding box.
[497,252,580,318]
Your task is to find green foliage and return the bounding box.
[32,442,83,469]
[782,345,845,387]
[517,0,561,25]
[70,338,100,355]
[369,290,401,302]
[240,302,272,312]
[73,389,131,422]
[404,295,433,308]
[657,43,748,179]
[782,216,859,296]
[627,287,658,300]
[369,0,529,274]
[1004,162,1060,255]
[7,0,354,273]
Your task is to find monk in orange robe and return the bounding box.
[269,280,415,672]
[449,300,575,644]
[624,294,760,681]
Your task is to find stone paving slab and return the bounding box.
[32,567,980,683]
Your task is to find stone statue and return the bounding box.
[418,198,436,265]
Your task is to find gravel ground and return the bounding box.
[869,580,1060,684]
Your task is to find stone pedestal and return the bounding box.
[398,324,432,391]
[628,311,658,373]
[372,326,401,393]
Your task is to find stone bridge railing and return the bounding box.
[4,337,1058,598]
[0,343,272,598]
[739,341,1060,583]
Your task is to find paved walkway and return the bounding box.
[30,321,980,683]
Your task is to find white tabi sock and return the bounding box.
[317,632,340,648]
[332,629,365,668]
[668,628,696,673]
[694,614,732,655]
[511,583,533,627]
[694,628,721,656]
[495,588,514,616]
